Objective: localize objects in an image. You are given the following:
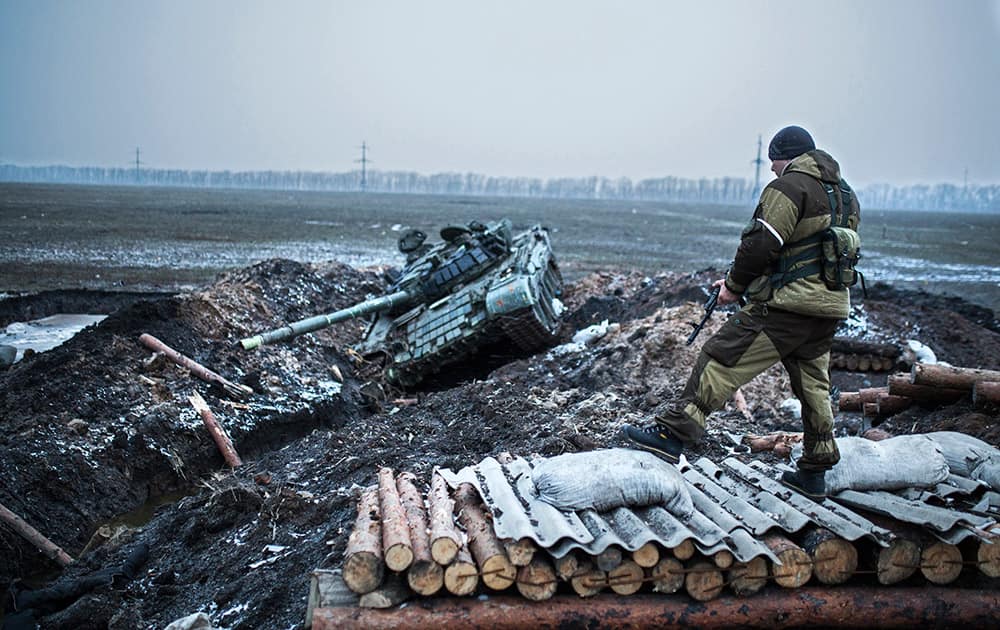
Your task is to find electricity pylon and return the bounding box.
[356,142,372,191]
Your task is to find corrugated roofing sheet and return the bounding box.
[439,450,999,562]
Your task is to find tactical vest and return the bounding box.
[769,180,865,293]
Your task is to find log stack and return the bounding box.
[838,362,1000,420]
[830,338,900,373]
[339,466,996,608]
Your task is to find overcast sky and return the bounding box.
[2,1,999,186]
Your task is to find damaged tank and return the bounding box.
[240,218,564,386]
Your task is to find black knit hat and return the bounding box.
[768,125,815,160]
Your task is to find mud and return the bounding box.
[1,260,998,629]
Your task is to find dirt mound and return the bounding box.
[2,261,998,629]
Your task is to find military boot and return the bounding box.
[621,424,684,462]
[780,469,827,498]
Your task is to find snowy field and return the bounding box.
[2,182,999,311]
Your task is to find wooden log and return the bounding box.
[912,362,1000,391]
[764,533,812,588]
[606,559,643,595]
[343,486,383,594]
[312,588,1000,630]
[978,539,1000,577]
[504,537,537,567]
[377,467,413,572]
[731,387,752,421]
[872,356,892,372]
[920,542,962,584]
[862,402,879,419]
[712,550,734,570]
[684,560,724,602]
[744,432,803,453]
[887,373,965,403]
[428,473,460,565]
[831,353,847,369]
[0,501,74,567]
[875,393,913,417]
[876,357,897,372]
[650,557,684,594]
[139,333,252,399]
[856,516,925,586]
[443,542,479,596]
[516,556,558,601]
[454,483,515,591]
[569,559,605,598]
[857,355,872,372]
[672,539,695,561]
[973,380,1000,408]
[188,391,243,468]
[859,386,889,403]
[876,538,921,585]
[802,527,857,585]
[554,552,579,581]
[838,391,862,411]
[631,542,660,568]
[358,574,411,609]
[595,546,623,572]
[397,472,443,596]
[839,386,888,412]
[727,557,768,596]
[845,354,859,371]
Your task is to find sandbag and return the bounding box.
[923,431,1000,491]
[794,435,949,493]
[164,613,216,630]
[532,448,693,518]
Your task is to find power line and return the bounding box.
[750,134,764,201]
[355,141,372,192]
[133,147,144,183]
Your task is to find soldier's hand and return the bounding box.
[712,278,740,305]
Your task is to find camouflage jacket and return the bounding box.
[724,149,861,319]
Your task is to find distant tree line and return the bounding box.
[1,163,997,212]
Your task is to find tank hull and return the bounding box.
[357,222,563,386]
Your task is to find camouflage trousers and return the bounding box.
[657,303,842,471]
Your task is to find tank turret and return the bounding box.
[241,218,564,386]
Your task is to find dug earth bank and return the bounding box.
[1,259,998,629]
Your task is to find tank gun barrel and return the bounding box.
[240,290,411,350]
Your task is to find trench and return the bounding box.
[0,290,368,590]
[79,397,361,550]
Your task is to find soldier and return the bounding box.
[623,125,861,498]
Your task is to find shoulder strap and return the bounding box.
[825,179,854,228]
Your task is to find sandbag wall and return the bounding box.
[342,466,1000,605]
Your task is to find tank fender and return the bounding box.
[487,276,535,316]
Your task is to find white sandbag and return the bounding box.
[923,431,1000,491]
[794,435,949,493]
[532,448,693,518]
[164,613,215,630]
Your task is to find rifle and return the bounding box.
[685,285,722,346]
